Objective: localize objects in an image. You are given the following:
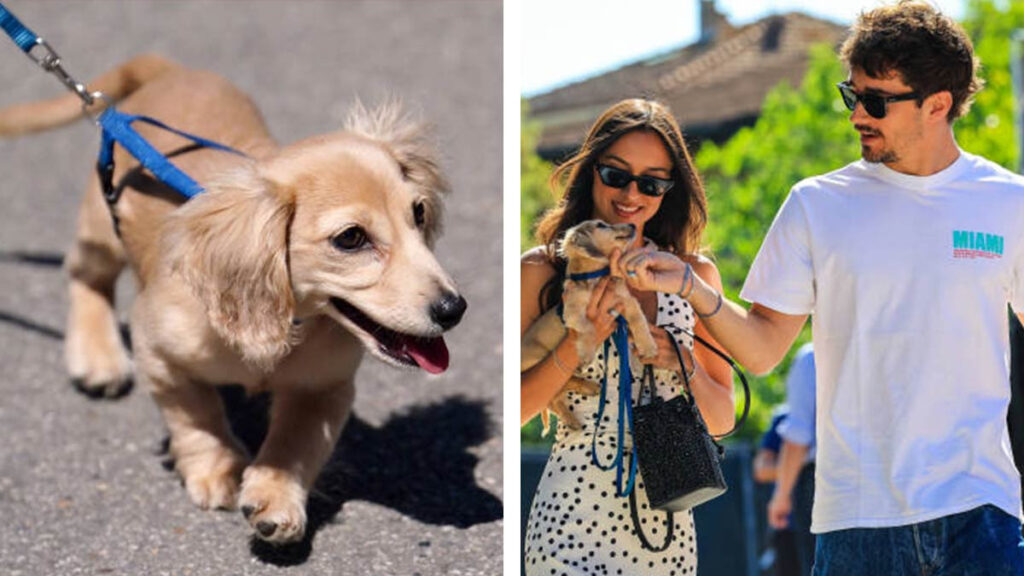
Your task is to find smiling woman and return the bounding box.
[520,98,735,575]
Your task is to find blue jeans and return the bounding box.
[812,505,1024,576]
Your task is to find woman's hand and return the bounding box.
[610,246,688,295]
[573,276,625,357]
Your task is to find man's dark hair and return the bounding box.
[840,0,983,122]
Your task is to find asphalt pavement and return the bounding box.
[0,2,503,575]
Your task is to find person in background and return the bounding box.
[767,343,816,576]
[1008,311,1024,514]
[753,404,799,576]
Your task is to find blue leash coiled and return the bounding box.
[590,314,639,498]
[566,266,639,498]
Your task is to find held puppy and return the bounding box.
[523,219,656,434]
[0,55,466,544]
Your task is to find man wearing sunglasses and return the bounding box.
[616,2,1024,575]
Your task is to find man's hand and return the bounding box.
[611,246,688,295]
[768,491,793,530]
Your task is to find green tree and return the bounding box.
[695,43,857,437]
[521,100,555,252]
[521,100,557,445]
[957,0,1024,170]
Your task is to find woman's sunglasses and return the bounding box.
[836,81,919,119]
[594,164,674,197]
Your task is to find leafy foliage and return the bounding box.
[521,100,555,252]
[520,100,558,445]
[694,43,857,437]
[957,0,1024,170]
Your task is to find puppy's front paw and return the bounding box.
[177,447,246,511]
[635,330,658,360]
[574,336,599,366]
[239,466,307,544]
[65,329,133,398]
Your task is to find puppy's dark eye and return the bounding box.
[596,222,608,229]
[331,226,368,251]
[413,201,426,228]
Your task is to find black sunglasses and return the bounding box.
[594,164,674,197]
[836,81,919,119]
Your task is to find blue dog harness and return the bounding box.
[95,111,247,203]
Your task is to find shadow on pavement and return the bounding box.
[0,250,66,340]
[0,249,65,267]
[0,309,63,340]
[214,390,502,566]
[0,248,137,399]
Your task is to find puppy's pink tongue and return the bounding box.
[405,336,450,374]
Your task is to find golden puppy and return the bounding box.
[522,219,655,435]
[0,55,466,544]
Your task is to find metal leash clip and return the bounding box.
[25,37,111,123]
[1,1,109,124]
[25,38,93,105]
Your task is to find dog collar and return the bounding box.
[568,267,611,282]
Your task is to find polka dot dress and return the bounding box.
[524,291,699,576]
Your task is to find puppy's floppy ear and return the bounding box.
[164,165,295,372]
[345,99,449,246]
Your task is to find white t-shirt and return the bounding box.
[741,151,1024,533]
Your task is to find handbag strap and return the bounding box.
[628,477,674,552]
[666,325,751,440]
[636,359,658,406]
[628,362,675,552]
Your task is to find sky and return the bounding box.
[521,0,966,96]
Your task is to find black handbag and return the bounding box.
[632,326,750,513]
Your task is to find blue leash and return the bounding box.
[1,1,247,213]
[1,1,101,105]
[567,266,639,498]
[0,1,35,52]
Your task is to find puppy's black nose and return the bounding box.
[431,292,467,330]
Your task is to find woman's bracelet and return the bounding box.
[550,347,574,376]
[681,270,695,299]
[677,263,694,299]
[695,290,723,319]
